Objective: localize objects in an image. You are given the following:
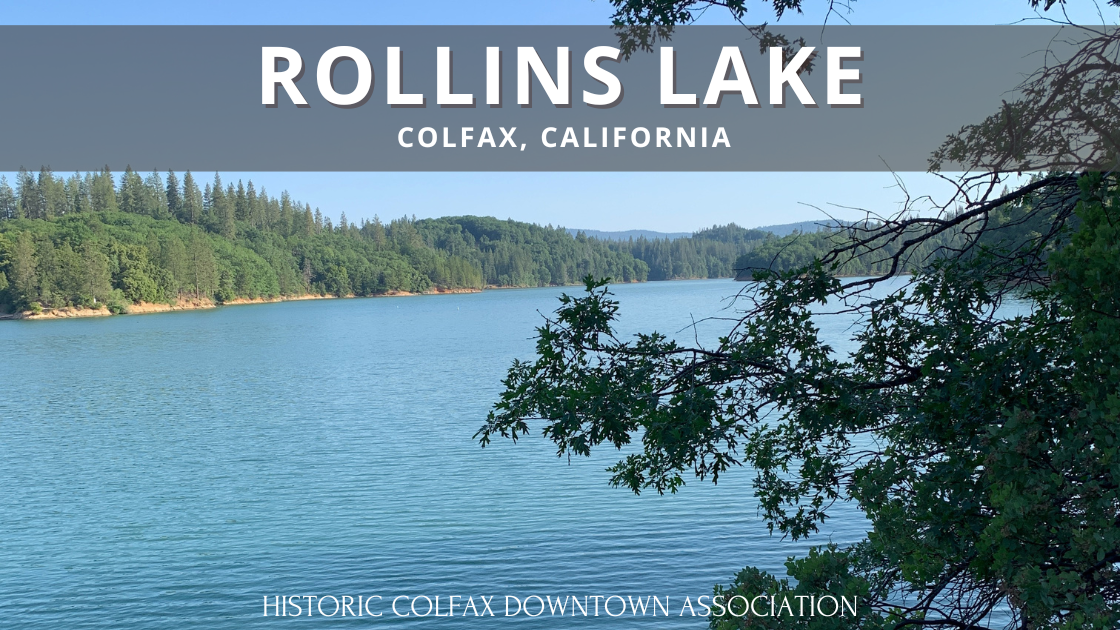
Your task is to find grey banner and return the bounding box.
[0,26,1081,171]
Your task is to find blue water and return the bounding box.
[0,280,868,628]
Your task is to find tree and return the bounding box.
[478,3,1120,629]
[303,204,314,236]
[34,238,59,306]
[187,229,217,298]
[181,171,202,224]
[38,167,66,219]
[369,215,386,248]
[112,242,163,304]
[235,180,248,221]
[480,179,1120,630]
[16,168,39,219]
[118,166,145,215]
[66,172,89,214]
[279,191,294,236]
[166,170,182,219]
[157,234,188,294]
[605,0,1104,28]
[7,233,38,307]
[210,175,236,239]
[246,180,260,228]
[0,167,651,311]
[260,188,276,230]
[0,176,17,220]
[89,166,117,213]
[325,264,351,297]
[144,171,169,219]
[79,242,111,305]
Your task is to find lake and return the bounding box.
[0,279,869,628]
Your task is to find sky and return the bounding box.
[7,1,1118,232]
[5,0,1114,26]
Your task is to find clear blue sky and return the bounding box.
[5,1,1113,26]
[7,1,1116,232]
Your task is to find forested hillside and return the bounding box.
[415,216,648,286]
[0,166,968,316]
[733,192,1051,279]
[413,219,778,285]
[606,223,772,280]
[733,227,908,277]
[0,168,653,315]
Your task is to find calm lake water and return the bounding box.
[0,280,869,628]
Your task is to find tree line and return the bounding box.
[0,168,640,313]
[733,194,1054,279]
[0,166,931,316]
[605,223,774,280]
[1,167,843,315]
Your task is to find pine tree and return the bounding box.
[17,168,39,219]
[159,235,188,294]
[65,173,87,214]
[246,180,259,228]
[279,192,294,237]
[215,181,235,239]
[261,188,275,231]
[187,229,216,298]
[8,233,38,306]
[166,171,182,219]
[235,180,248,221]
[145,171,168,219]
[0,176,16,220]
[118,166,144,215]
[222,199,236,239]
[38,167,66,219]
[182,171,202,224]
[90,166,118,213]
[80,242,111,304]
[35,238,60,306]
[79,173,93,213]
[302,205,314,236]
[371,215,386,248]
[301,257,313,289]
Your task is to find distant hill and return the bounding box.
[571,222,851,240]
[754,220,849,237]
[567,228,691,241]
[597,223,772,281]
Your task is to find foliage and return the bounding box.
[414,218,780,285]
[732,229,897,277]
[414,215,650,286]
[611,223,772,280]
[931,26,1120,173]
[479,3,1120,625]
[0,170,680,313]
[0,172,827,314]
[478,175,1120,629]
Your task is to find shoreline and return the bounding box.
[0,287,483,321]
[0,277,728,322]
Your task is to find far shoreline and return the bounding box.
[0,278,669,321]
[0,275,908,322]
[0,286,484,321]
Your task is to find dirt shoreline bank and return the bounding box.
[0,287,483,321]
